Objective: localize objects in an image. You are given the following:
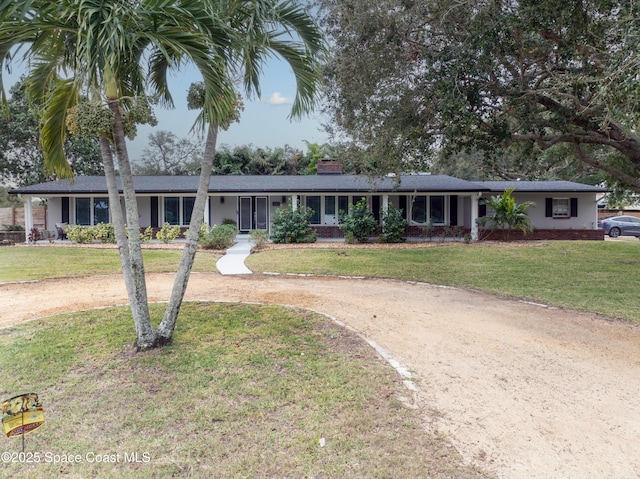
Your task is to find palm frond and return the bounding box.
[40,78,77,180]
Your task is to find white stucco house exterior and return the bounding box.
[10,168,606,241]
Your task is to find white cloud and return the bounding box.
[266,92,294,106]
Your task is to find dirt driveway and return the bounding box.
[1,272,639,479]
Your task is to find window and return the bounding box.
[545,197,578,218]
[325,196,336,216]
[552,198,570,218]
[164,197,180,225]
[183,197,196,225]
[338,195,349,217]
[324,196,336,225]
[430,196,445,224]
[93,198,109,224]
[76,198,91,226]
[163,196,196,225]
[306,196,321,224]
[76,197,110,225]
[411,196,427,224]
[411,196,447,225]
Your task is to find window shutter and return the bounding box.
[479,203,487,217]
[61,197,70,223]
[150,196,159,228]
[545,198,552,217]
[450,195,458,225]
[570,198,578,217]
[399,196,407,220]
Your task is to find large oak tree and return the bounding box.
[319,0,640,190]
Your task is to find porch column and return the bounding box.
[23,196,33,243]
[381,194,389,226]
[470,193,480,241]
[291,194,298,211]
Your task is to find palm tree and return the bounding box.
[0,0,325,350]
[156,0,325,343]
[478,189,535,240]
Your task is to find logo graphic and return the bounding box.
[2,393,45,437]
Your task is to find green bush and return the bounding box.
[270,205,317,244]
[477,188,535,241]
[92,222,116,243]
[140,226,154,243]
[156,222,182,243]
[339,197,378,243]
[199,223,238,250]
[66,225,95,244]
[380,204,408,243]
[250,229,270,250]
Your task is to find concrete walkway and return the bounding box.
[215,235,253,275]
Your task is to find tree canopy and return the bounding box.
[132,140,350,176]
[132,131,204,175]
[318,0,640,190]
[0,80,103,186]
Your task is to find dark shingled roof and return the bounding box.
[10,174,488,195]
[474,180,607,193]
[9,175,606,195]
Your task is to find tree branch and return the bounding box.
[572,143,640,192]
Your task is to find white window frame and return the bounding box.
[552,198,570,218]
[163,196,196,226]
[74,197,110,226]
[305,195,322,225]
[410,195,448,226]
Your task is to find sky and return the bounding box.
[3,56,330,161]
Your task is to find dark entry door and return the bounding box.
[239,197,252,231]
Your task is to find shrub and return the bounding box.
[199,223,238,250]
[66,225,95,244]
[3,224,24,231]
[140,226,154,243]
[28,227,41,243]
[92,222,116,243]
[156,222,182,243]
[250,229,270,250]
[477,188,535,241]
[271,205,317,244]
[339,197,378,243]
[421,221,434,240]
[221,218,237,227]
[380,204,408,243]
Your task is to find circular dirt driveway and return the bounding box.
[1,272,639,479]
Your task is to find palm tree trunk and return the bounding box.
[106,97,156,350]
[156,122,219,344]
[99,136,136,302]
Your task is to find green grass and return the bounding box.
[0,303,488,479]
[0,246,220,282]
[2,241,639,321]
[247,241,640,322]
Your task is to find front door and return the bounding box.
[255,197,268,230]
[239,196,269,232]
[239,197,252,232]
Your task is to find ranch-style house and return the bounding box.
[10,162,606,241]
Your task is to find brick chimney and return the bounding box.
[317,158,342,175]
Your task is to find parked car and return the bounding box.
[598,215,640,238]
